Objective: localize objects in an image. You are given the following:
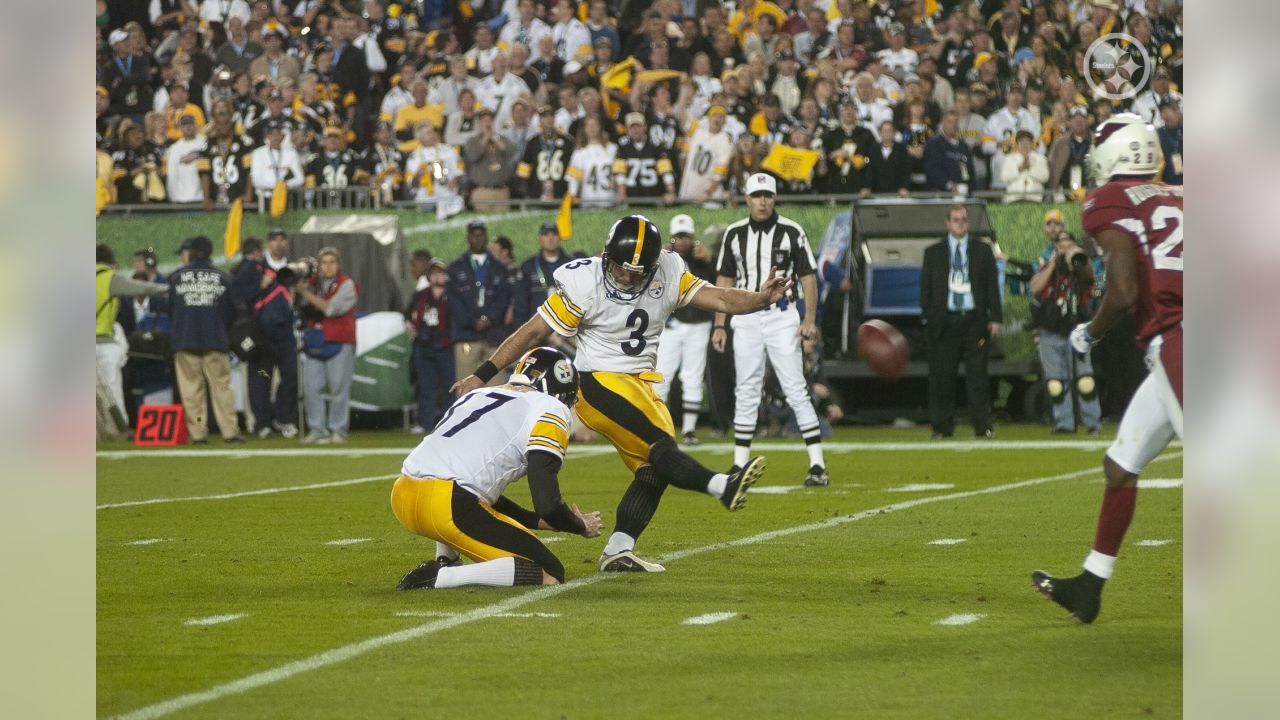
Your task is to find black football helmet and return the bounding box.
[511,346,580,407]
[602,214,662,301]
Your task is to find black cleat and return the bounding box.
[721,457,766,510]
[1031,569,1104,623]
[437,555,461,568]
[598,550,665,572]
[397,559,442,590]
[803,465,830,487]
[682,431,700,446]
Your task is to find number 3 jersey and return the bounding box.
[401,385,572,505]
[1082,180,1183,348]
[537,251,709,374]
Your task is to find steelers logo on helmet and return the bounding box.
[512,346,580,406]
[603,214,662,302]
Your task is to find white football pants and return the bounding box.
[654,319,711,409]
[730,304,821,444]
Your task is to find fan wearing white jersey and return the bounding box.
[678,105,735,204]
[452,215,793,573]
[564,115,617,208]
[393,347,602,590]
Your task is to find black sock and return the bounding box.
[513,557,546,586]
[648,436,714,492]
[615,465,667,540]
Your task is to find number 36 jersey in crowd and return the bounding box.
[1082,180,1183,349]
[401,385,572,505]
[537,252,709,374]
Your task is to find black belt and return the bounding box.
[947,310,976,317]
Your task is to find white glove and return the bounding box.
[1069,322,1099,355]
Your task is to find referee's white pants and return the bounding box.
[654,319,711,408]
[730,305,820,441]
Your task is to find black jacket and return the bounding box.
[919,236,1003,333]
[869,142,912,194]
[168,257,235,352]
[446,252,513,345]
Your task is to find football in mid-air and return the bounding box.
[857,319,909,380]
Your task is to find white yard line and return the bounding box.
[324,538,374,546]
[682,612,738,626]
[1135,539,1174,547]
[1137,478,1183,489]
[108,452,1181,720]
[96,439,1180,460]
[97,475,400,511]
[927,538,968,546]
[748,485,804,494]
[126,538,172,546]
[934,613,986,626]
[886,483,956,492]
[183,614,248,627]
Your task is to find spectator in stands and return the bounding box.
[102,29,154,122]
[305,127,362,198]
[586,0,621,61]
[822,98,877,196]
[380,58,416,125]
[249,119,305,201]
[112,121,166,204]
[215,16,263,73]
[499,0,551,51]
[1157,99,1183,185]
[168,235,243,444]
[465,23,501,76]
[144,112,172,153]
[463,106,517,212]
[405,259,453,433]
[446,220,513,382]
[1131,65,1180,128]
[394,78,444,153]
[982,82,1038,191]
[1001,129,1050,202]
[794,7,832,65]
[502,95,538,160]
[1048,105,1092,200]
[200,0,250,26]
[165,115,207,203]
[331,16,372,136]
[405,121,465,207]
[851,72,893,134]
[743,14,781,68]
[614,112,676,206]
[248,23,301,87]
[920,109,972,194]
[532,33,567,98]
[429,55,479,116]
[298,247,360,444]
[231,237,299,440]
[870,119,911,196]
[444,88,483,148]
[477,51,532,128]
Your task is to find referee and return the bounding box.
[712,173,830,487]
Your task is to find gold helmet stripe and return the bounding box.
[630,218,646,266]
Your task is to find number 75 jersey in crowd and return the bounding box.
[401,384,572,505]
[1082,179,1183,349]
[537,251,709,374]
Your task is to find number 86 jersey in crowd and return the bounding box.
[536,252,709,375]
[400,385,573,505]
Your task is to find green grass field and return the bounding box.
[97,425,1182,719]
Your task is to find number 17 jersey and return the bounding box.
[537,251,709,374]
[400,385,572,505]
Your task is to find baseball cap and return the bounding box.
[428,258,448,272]
[1068,105,1089,118]
[268,227,288,238]
[322,126,344,137]
[134,247,158,267]
[744,173,776,196]
[178,114,196,125]
[539,221,559,235]
[776,49,796,62]
[537,104,555,116]
[109,29,129,46]
[177,235,213,256]
[267,88,284,100]
[670,214,695,237]
[969,82,990,95]
[564,60,583,74]
[1044,209,1064,224]
[467,219,487,232]
[625,112,646,126]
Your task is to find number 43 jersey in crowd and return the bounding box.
[537,252,708,374]
[401,384,572,505]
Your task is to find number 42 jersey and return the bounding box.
[537,251,709,374]
[401,384,573,505]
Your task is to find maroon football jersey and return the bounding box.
[1082,180,1184,348]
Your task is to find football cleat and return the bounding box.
[1031,569,1104,624]
[803,465,830,487]
[721,457,766,511]
[274,422,299,439]
[682,431,700,446]
[397,559,442,590]
[256,426,273,439]
[599,550,666,573]
[437,554,461,568]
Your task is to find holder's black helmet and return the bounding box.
[511,346,579,407]
[602,214,662,301]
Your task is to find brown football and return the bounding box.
[857,319,909,380]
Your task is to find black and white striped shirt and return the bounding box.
[716,212,817,304]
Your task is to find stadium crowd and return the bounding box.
[95,0,1185,213]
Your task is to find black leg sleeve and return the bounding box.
[514,556,560,584]
[648,435,715,493]
[614,465,667,540]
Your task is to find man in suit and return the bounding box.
[919,204,1003,439]
[446,220,514,383]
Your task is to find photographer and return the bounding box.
[1029,232,1101,434]
[296,247,360,444]
[231,237,300,439]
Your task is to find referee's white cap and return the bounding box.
[744,172,776,196]
[670,214,695,237]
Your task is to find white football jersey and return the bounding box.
[537,251,708,374]
[565,142,617,207]
[400,384,572,505]
[679,126,734,201]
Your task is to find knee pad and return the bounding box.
[1046,378,1068,405]
[1076,375,1098,400]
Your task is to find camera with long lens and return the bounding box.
[275,256,318,285]
[1055,248,1090,275]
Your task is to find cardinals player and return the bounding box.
[1032,113,1184,623]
